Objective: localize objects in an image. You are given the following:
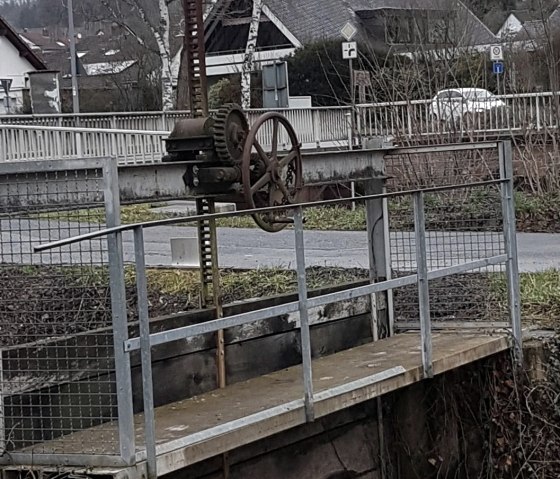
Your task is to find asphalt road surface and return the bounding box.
[2,219,559,273]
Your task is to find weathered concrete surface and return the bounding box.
[19,332,510,474]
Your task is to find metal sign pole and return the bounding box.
[67,0,80,115]
[350,56,355,147]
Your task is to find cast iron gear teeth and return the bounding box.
[213,103,249,163]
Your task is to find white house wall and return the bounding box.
[498,14,523,39]
[0,35,36,113]
[171,47,296,83]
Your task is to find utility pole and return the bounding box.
[68,0,80,114]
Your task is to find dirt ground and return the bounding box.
[0,265,503,347]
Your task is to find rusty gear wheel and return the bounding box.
[241,112,303,233]
[213,103,249,163]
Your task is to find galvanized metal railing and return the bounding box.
[3,91,560,165]
[22,141,521,474]
[357,91,560,138]
[0,124,169,165]
[1,90,559,142]
[0,107,352,165]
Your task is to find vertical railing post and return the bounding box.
[76,131,83,157]
[293,206,314,421]
[102,158,136,465]
[407,103,413,138]
[345,112,352,149]
[0,128,5,161]
[133,227,157,479]
[312,109,320,149]
[413,191,433,379]
[499,140,522,364]
[536,95,542,131]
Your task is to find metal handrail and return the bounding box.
[19,140,521,472]
[34,179,507,253]
[0,124,171,135]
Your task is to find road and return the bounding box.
[2,219,559,273]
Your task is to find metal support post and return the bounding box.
[363,145,391,340]
[294,207,314,422]
[102,158,136,465]
[133,227,157,479]
[413,191,433,379]
[499,140,522,364]
[196,198,226,388]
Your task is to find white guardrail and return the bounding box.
[0,125,169,165]
[0,107,353,165]
[1,91,560,164]
[357,91,560,137]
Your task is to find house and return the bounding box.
[19,27,69,54]
[505,7,560,51]
[0,15,46,114]
[174,0,497,81]
[497,10,539,39]
[39,32,159,112]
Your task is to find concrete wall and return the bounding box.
[168,354,507,479]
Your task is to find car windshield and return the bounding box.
[463,90,494,100]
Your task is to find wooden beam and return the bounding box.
[261,4,302,48]
[222,16,270,26]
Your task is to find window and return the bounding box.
[428,18,449,44]
[437,90,463,101]
[386,14,413,44]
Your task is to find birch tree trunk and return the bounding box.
[158,0,174,111]
[241,0,263,109]
[100,0,174,111]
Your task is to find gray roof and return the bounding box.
[548,7,560,30]
[509,10,541,23]
[349,0,457,11]
[263,0,496,46]
[513,19,546,42]
[263,0,358,43]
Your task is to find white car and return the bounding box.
[429,88,506,125]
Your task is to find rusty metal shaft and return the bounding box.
[184,0,209,117]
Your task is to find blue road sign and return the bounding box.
[493,62,504,74]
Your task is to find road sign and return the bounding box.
[262,61,289,108]
[493,61,504,74]
[490,45,504,61]
[353,70,372,87]
[340,22,357,42]
[0,79,12,96]
[342,42,358,60]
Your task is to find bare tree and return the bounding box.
[97,0,176,110]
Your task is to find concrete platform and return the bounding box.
[15,330,512,478]
[150,200,236,216]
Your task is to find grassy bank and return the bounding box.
[36,191,560,233]
[2,264,558,347]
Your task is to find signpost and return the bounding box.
[490,45,505,96]
[493,62,504,75]
[490,45,504,62]
[1,79,12,114]
[341,22,358,149]
[354,70,371,104]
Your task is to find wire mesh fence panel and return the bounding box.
[385,146,501,192]
[386,145,509,327]
[0,163,121,458]
[387,194,417,324]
